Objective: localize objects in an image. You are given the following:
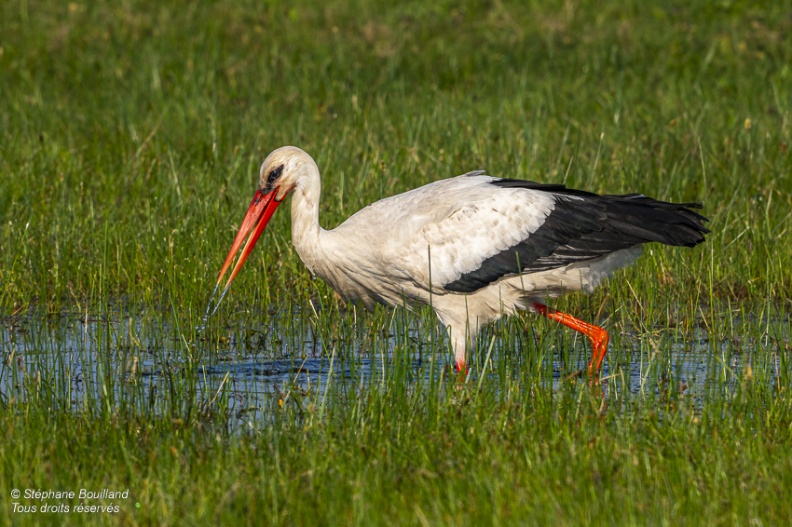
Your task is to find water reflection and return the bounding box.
[1,308,788,426]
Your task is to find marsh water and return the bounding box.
[1,305,787,427]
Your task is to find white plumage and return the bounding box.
[211,146,708,375]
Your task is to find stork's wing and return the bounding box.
[388,176,709,294]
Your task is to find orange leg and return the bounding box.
[454,360,468,376]
[532,301,609,376]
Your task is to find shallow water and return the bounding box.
[1,307,788,427]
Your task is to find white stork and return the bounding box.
[209,146,708,376]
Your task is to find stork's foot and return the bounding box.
[586,325,609,376]
[564,369,607,395]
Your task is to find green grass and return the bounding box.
[1,0,791,525]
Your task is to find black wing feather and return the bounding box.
[444,178,709,293]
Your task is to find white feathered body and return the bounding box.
[293,173,638,353]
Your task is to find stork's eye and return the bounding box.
[267,165,284,189]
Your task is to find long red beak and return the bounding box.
[209,189,282,313]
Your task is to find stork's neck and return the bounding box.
[290,171,325,274]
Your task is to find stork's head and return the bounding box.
[212,146,316,300]
[257,146,318,202]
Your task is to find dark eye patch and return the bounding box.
[263,164,284,192]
